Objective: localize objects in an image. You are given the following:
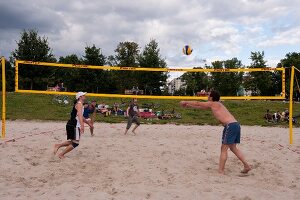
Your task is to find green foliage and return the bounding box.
[244,51,274,96]
[281,52,300,69]
[83,45,107,93]
[281,52,300,93]
[137,39,168,95]
[0,60,15,91]
[11,29,56,90]
[111,41,140,93]
[210,58,243,96]
[181,67,210,96]
[58,54,83,91]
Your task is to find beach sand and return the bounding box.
[0,121,299,200]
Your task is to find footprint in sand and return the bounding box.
[251,162,261,169]
[31,162,40,166]
[237,173,251,177]
[146,193,151,199]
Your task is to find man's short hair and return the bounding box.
[209,91,220,101]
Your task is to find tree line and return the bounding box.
[2,29,300,96]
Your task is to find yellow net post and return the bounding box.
[15,61,19,91]
[289,66,295,144]
[1,57,6,138]
[282,68,286,97]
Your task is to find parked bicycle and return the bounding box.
[52,95,69,106]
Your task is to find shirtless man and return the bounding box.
[180,91,251,175]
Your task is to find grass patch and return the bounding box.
[0,92,299,127]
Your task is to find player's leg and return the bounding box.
[124,116,133,135]
[219,144,229,174]
[84,118,94,136]
[54,140,72,155]
[58,128,80,159]
[229,144,251,173]
[131,116,140,135]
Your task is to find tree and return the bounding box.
[83,45,108,93]
[281,52,300,69]
[111,41,140,93]
[244,51,274,96]
[58,54,83,91]
[281,52,300,95]
[11,29,56,90]
[181,67,211,96]
[137,39,168,95]
[210,58,243,96]
[0,60,15,91]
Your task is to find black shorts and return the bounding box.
[66,124,81,141]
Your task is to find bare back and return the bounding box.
[210,102,237,125]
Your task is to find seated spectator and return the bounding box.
[273,111,282,122]
[283,109,289,121]
[97,102,111,116]
[54,83,61,91]
[264,109,273,122]
[200,89,206,96]
[113,102,119,116]
[59,82,66,91]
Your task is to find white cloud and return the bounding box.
[258,27,300,47]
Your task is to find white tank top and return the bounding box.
[76,102,84,128]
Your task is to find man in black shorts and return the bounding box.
[54,92,86,159]
[124,98,140,135]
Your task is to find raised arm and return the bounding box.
[180,101,212,110]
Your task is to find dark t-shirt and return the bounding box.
[128,103,139,117]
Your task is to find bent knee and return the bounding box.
[72,141,79,148]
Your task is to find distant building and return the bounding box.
[168,77,186,95]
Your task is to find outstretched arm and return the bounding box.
[180,101,212,110]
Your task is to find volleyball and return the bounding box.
[183,45,193,55]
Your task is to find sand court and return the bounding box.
[0,121,299,200]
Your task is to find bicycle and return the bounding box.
[52,95,69,106]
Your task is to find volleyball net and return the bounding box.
[1,58,298,144]
[14,60,286,100]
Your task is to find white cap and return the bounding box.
[76,92,87,100]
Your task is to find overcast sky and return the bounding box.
[0,0,299,68]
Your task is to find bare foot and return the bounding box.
[58,154,65,159]
[241,167,251,174]
[132,131,137,135]
[218,170,225,175]
[53,144,60,155]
